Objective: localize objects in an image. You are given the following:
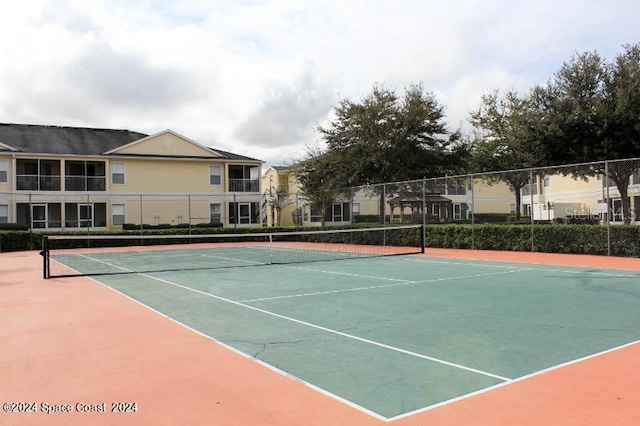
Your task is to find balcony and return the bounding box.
[65,176,106,191]
[228,178,259,192]
[16,175,61,191]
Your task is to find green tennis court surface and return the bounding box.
[70,255,640,419]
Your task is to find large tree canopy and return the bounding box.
[468,89,538,219]
[531,43,640,222]
[317,83,466,188]
[294,83,466,222]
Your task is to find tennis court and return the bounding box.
[2,228,640,425]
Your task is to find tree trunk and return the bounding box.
[616,183,632,224]
[514,186,522,221]
[379,191,386,224]
[609,168,632,224]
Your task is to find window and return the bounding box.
[453,204,461,220]
[331,202,351,222]
[16,203,61,228]
[111,163,125,185]
[332,203,343,222]
[112,204,125,226]
[210,203,221,223]
[209,165,221,185]
[310,206,323,223]
[228,202,259,224]
[0,160,8,183]
[447,180,467,195]
[0,204,8,223]
[352,203,360,217]
[543,175,550,187]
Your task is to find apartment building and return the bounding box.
[0,123,263,229]
[261,166,518,226]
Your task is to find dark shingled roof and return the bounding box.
[0,123,262,162]
[208,148,262,162]
[0,123,148,155]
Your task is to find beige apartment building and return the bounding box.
[523,171,640,223]
[262,166,520,227]
[0,123,263,229]
[262,165,640,226]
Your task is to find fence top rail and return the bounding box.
[339,156,640,191]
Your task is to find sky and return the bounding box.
[1,0,639,170]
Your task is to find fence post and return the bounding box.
[605,161,611,256]
[382,183,386,226]
[422,179,426,227]
[140,194,144,235]
[530,168,535,252]
[470,175,475,250]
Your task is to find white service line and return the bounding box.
[135,271,511,382]
[238,268,527,303]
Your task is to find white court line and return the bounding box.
[75,253,509,381]
[66,254,639,421]
[388,338,640,422]
[77,253,132,271]
[405,257,640,278]
[81,273,389,422]
[197,252,266,265]
[238,269,527,303]
[136,272,511,382]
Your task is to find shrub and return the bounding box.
[0,223,29,231]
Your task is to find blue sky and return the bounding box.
[1,0,639,167]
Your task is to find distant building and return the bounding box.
[0,123,263,229]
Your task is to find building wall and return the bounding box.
[108,158,226,193]
[1,130,263,229]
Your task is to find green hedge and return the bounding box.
[2,224,639,257]
[425,224,640,257]
[0,231,38,251]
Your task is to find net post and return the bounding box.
[268,232,274,265]
[41,235,50,279]
[420,224,425,253]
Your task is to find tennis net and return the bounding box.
[42,224,424,278]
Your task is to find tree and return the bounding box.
[532,44,640,223]
[263,185,291,226]
[290,144,342,227]
[468,89,538,219]
[314,83,466,221]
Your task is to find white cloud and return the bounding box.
[1,0,639,167]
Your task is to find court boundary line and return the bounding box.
[78,274,390,422]
[138,272,511,382]
[65,253,640,421]
[388,338,640,422]
[407,257,640,278]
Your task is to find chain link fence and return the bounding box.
[0,192,264,232]
[2,157,640,255]
[265,157,640,256]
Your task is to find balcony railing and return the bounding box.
[16,175,107,191]
[228,178,259,192]
[65,176,106,191]
[16,175,61,191]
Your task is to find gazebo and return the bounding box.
[387,192,453,223]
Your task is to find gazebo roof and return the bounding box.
[387,193,452,205]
